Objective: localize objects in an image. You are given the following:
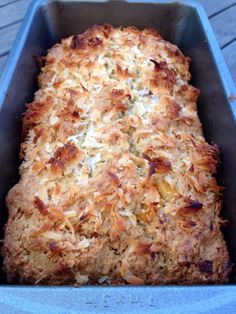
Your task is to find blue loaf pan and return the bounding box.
[1,0,236,313]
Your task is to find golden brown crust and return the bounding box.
[3,25,231,285]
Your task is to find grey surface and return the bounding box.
[0,0,31,29]
[0,55,7,73]
[0,22,22,56]
[0,0,236,313]
[223,40,236,83]
[211,5,236,48]
[198,0,236,17]
[0,0,21,6]
[0,0,236,86]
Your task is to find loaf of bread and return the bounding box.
[3,25,231,285]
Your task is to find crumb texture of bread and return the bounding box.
[3,25,231,285]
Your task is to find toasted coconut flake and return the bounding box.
[49,240,60,252]
[48,142,79,172]
[125,274,145,285]
[108,171,120,186]
[43,231,62,241]
[64,210,77,218]
[178,199,203,215]
[98,276,109,284]
[199,260,213,274]
[77,238,90,249]
[33,197,49,215]
[119,210,132,217]
[75,273,89,284]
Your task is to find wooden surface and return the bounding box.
[0,0,235,84]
